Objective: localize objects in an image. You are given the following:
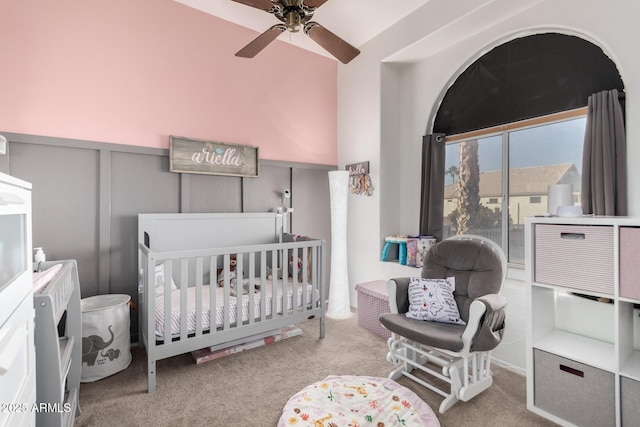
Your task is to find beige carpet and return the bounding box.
[76,314,555,426]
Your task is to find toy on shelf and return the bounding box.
[381,235,408,264]
[406,235,437,268]
[382,235,437,266]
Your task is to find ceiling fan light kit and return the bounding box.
[232,0,360,64]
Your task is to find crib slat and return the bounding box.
[301,245,308,312]
[163,260,172,343]
[260,251,267,322]
[282,248,288,317]
[248,252,255,325]
[223,254,230,330]
[283,248,289,317]
[236,253,243,328]
[210,256,217,334]
[312,245,318,307]
[272,249,278,319]
[145,254,155,356]
[179,258,188,341]
[195,257,203,336]
[291,247,298,315]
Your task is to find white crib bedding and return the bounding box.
[154,279,315,339]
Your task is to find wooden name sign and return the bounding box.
[346,161,373,196]
[346,161,369,176]
[170,136,259,177]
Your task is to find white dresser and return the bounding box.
[0,172,35,427]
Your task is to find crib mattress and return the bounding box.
[154,279,314,338]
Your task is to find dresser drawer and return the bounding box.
[0,294,36,427]
[534,224,614,294]
[534,349,614,427]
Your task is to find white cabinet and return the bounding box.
[0,173,35,427]
[526,216,640,427]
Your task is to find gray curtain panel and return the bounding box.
[581,89,627,215]
[419,133,446,241]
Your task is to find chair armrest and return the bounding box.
[475,294,507,313]
[461,294,507,353]
[387,278,411,314]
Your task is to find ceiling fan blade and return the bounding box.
[304,0,329,8]
[304,22,360,64]
[231,0,276,12]
[235,25,286,58]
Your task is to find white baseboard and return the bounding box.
[492,357,527,376]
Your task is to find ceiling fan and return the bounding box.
[232,0,360,64]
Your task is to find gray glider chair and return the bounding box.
[379,235,507,413]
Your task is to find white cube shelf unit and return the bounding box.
[525,216,640,427]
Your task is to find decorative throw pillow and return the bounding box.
[405,277,465,325]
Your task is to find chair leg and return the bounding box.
[437,358,463,413]
[386,335,412,380]
[388,364,405,381]
[458,353,494,402]
[439,391,460,413]
[459,376,493,402]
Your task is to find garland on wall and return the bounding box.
[346,161,373,196]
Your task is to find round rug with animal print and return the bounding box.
[278,375,440,426]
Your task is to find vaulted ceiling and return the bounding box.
[175,0,432,59]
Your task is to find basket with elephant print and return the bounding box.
[80,294,132,382]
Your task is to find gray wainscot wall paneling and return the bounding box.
[292,166,333,293]
[6,137,102,296]
[243,163,290,214]
[1,131,335,342]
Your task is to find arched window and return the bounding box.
[431,33,624,264]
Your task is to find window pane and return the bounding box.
[507,117,585,263]
[443,135,503,250]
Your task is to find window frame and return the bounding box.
[443,107,587,266]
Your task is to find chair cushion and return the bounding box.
[421,238,503,323]
[379,313,466,352]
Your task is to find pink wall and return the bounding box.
[0,0,338,164]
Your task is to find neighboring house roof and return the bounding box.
[444,163,581,198]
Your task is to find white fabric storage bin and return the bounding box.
[534,224,614,294]
[80,294,132,382]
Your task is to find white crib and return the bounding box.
[137,212,326,392]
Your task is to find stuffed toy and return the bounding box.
[229,278,260,296]
[216,254,237,287]
[265,258,305,282]
[289,254,304,282]
[266,265,284,280]
[217,254,261,296]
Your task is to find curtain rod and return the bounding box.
[444,107,587,143]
